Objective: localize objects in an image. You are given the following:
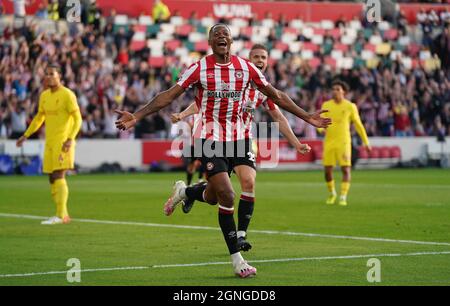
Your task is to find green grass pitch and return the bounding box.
[0,169,449,285]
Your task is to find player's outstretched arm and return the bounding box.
[115,84,185,130]
[259,85,331,128]
[17,109,45,147]
[171,102,199,123]
[268,108,311,155]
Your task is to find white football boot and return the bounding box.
[41,216,71,225]
[163,181,187,216]
[234,260,257,278]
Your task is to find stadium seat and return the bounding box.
[176,24,193,37]
[303,42,319,52]
[321,20,334,30]
[390,146,402,159]
[270,49,283,61]
[379,147,391,159]
[301,50,314,60]
[195,41,209,52]
[148,56,165,68]
[138,15,153,26]
[281,33,298,44]
[165,40,181,52]
[289,19,304,30]
[170,16,184,26]
[275,42,289,52]
[188,32,206,43]
[289,41,302,53]
[364,43,376,52]
[358,146,369,159]
[160,23,175,35]
[328,28,341,40]
[383,29,398,41]
[283,27,298,35]
[302,27,314,39]
[311,35,324,45]
[341,35,355,45]
[313,145,323,161]
[308,57,321,69]
[240,26,253,38]
[334,43,349,53]
[313,28,326,36]
[230,18,248,29]
[369,147,381,159]
[324,57,337,69]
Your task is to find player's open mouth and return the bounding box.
[217,42,227,47]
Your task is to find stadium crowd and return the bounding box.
[0,0,449,141]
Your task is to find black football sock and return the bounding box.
[218,206,239,255]
[186,172,193,185]
[185,182,207,202]
[237,192,255,238]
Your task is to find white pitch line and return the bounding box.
[1,251,450,278]
[1,212,450,247]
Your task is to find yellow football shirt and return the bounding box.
[24,86,81,145]
[321,99,369,148]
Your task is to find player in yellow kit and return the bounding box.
[16,65,82,224]
[320,81,371,206]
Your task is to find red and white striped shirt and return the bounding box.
[177,54,268,142]
[242,86,277,139]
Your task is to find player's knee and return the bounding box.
[240,177,255,193]
[216,188,235,207]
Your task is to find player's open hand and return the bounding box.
[307,110,331,128]
[62,139,73,152]
[16,135,27,147]
[296,143,311,155]
[115,110,137,130]
[365,145,372,153]
[171,113,182,124]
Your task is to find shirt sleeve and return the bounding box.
[351,103,370,146]
[247,61,269,89]
[264,98,277,111]
[66,90,82,139]
[177,62,200,89]
[65,90,80,114]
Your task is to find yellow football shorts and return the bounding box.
[323,144,352,167]
[43,141,75,174]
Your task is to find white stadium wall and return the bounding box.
[1,137,449,171]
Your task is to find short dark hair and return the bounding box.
[208,23,231,39]
[332,80,350,93]
[250,44,268,52]
[46,63,61,74]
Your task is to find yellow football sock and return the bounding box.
[50,183,61,217]
[53,179,69,219]
[326,180,336,195]
[341,181,350,197]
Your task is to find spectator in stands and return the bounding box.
[152,0,170,24]
[394,102,412,137]
[8,98,29,139]
[47,0,59,21]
